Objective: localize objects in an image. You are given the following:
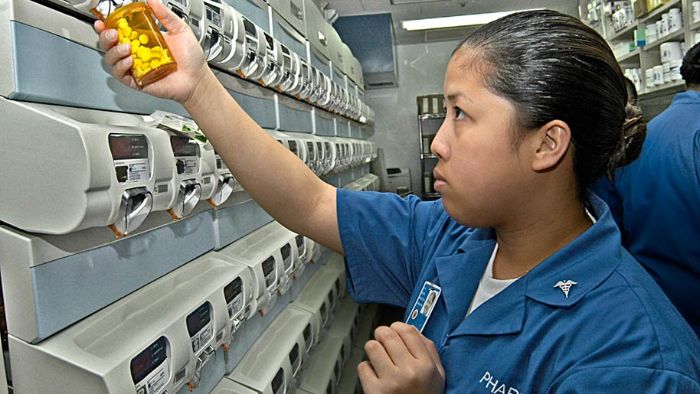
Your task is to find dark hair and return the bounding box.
[624,77,638,105]
[452,10,645,195]
[681,42,700,86]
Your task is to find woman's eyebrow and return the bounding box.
[445,93,472,103]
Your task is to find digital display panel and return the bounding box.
[282,46,292,69]
[224,277,243,304]
[186,303,211,338]
[289,343,299,367]
[306,142,315,161]
[205,5,221,26]
[109,134,148,160]
[170,135,198,157]
[262,256,276,288]
[303,323,311,346]
[271,368,285,394]
[243,18,256,37]
[264,33,274,51]
[130,336,167,384]
[281,244,291,262]
[320,303,327,324]
[288,140,298,156]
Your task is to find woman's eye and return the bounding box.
[454,107,466,120]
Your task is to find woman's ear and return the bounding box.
[531,121,572,172]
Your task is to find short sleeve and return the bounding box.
[336,189,443,307]
[550,367,700,393]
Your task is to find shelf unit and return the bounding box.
[644,28,686,50]
[641,0,682,22]
[691,19,700,31]
[580,0,697,98]
[417,113,444,201]
[617,47,642,62]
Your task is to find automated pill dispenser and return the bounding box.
[238,16,268,80]
[9,252,244,394]
[290,266,342,346]
[225,305,314,393]
[296,331,346,394]
[187,0,207,46]
[217,226,282,318]
[202,0,226,61]
[0,98,176,236]
[261,32,284,87]
[150,113,217,219]
[211,5,247,72]
[326,297,359,366]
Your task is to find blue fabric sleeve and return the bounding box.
[336,189,442,308]
[551,367,700,393]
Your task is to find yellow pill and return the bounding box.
[119,36,130,45]
[139,34,149,45]
[150,59,161,69]
[137,46,152,61]
[117,18,128,29]
[131,40,141,49]
[130,31,138,40]
[151,46,162,56]
[120,26,132,39]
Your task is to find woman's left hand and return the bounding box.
[359,322,446,394]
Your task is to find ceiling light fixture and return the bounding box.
[401,10,539,31]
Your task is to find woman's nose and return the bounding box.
[431,121,449,161]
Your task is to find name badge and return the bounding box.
[405,281,441,333]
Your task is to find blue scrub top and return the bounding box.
[337,188,700,393]
[591,90,700,338]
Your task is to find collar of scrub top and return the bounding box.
[672,89,700,105]
[433,193,624,338]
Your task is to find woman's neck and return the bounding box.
[491,200,592,280]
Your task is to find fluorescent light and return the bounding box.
[401,10,532,31]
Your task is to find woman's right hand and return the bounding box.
[95,0,210,105]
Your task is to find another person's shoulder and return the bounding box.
[587,252,700,373]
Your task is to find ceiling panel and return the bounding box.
[327,0,580,45]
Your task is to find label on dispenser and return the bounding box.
[110,134,152,184]
[134,362,169,394]
[170,135,200,175]
[131,337,170,394]
[114,159,151,184]
[281,243,292,271]
[262,256,277,291]
[190,324,213,354]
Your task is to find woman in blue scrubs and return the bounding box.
[97,4,700,392]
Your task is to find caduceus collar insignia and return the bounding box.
[553,280,578,299]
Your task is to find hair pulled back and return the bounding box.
[453,10,646,193]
